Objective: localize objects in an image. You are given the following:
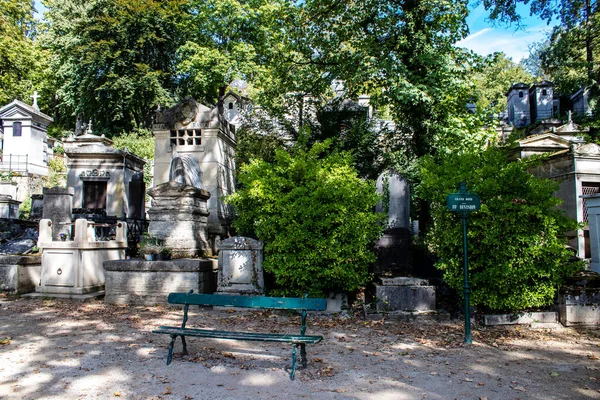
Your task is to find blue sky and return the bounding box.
[458,3,556,62]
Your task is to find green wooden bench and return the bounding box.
[153,291,327,380]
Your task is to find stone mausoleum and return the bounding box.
[63,130,146,220]
[152,98,236,246]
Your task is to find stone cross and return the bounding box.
[31,91,39,110]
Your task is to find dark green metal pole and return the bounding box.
[462,212,472,344]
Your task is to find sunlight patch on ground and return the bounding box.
[240,372,278,386]
[355,389,428,400]
[0,372,53,397]
[68,367,130,393]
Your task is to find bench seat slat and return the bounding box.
[167,293,327,311]
[153,326,323,344]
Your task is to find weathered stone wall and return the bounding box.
[103,259,218,305]
[0,255,41,293]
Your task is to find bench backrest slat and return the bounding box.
[168,293,327,311]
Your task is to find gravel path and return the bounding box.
[1,297,599,399]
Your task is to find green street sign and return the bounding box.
[446,193,481,213]
[446,182,480,345]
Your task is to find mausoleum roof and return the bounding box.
[64,133,146,165]
[0,99,53,124]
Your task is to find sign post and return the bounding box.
[446,182,480,344]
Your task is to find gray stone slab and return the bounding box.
[530,322,565,330]
[0,255,41,294]
[0,255,42,265]
[557,288,600,326]
[366,310,451,322]
[483,312,558,326]
[375,284,435,312]
[325,292,348,313]
[23,290,105,302]
[104,258,216,272]
[559,304,600,326]
[379,277,428,286]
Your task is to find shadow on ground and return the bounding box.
[0,297,599,399]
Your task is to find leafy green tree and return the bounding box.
[521,38,551,79]
[112,128,155,193]
[470,52,534,114]
[44,156,67,188]
[42,0,186,134]
[177,0,289,105]
[226,141,383,296]
[263,0,474,159]
[418,147,584,312]
[0,0,41,105]
[538,26,595,96]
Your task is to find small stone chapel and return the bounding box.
[63,129,146,220]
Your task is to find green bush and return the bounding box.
[418,146,584,312]
[19,198,31,220]
[45,157,67,187]
[226,141,384,296]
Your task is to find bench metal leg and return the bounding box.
[167,335,177,365]
[290,344,298,381]
[181,335,188,355]
[300,344,307,368]
[166,334,188,365]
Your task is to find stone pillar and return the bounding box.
[30,194,44,220]
[373,170,412,275]
[147,181,211,257]
[38,219,52,243]
[217,237,264,294]
[582,194,600,273]
[42,187,73,241]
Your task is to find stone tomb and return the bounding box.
[217,236,264,294]
[42,187,73,241]
[64,132,146,220]
[0,255,41,294]
[152,98,236,249]
[35,218,127,296]
[0,194,20,219]
[103,258,217,305]
[147,181,211,257]
[375,277,436,312]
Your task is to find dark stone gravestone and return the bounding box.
[42,187,73,241]
[373,170,412,275]
[128,172,145,219]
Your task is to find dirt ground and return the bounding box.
[1,296,599,400]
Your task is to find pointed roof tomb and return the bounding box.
[0,99,54,176]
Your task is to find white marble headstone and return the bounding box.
[217,236,264,294]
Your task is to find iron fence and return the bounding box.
[0,154,28,173]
